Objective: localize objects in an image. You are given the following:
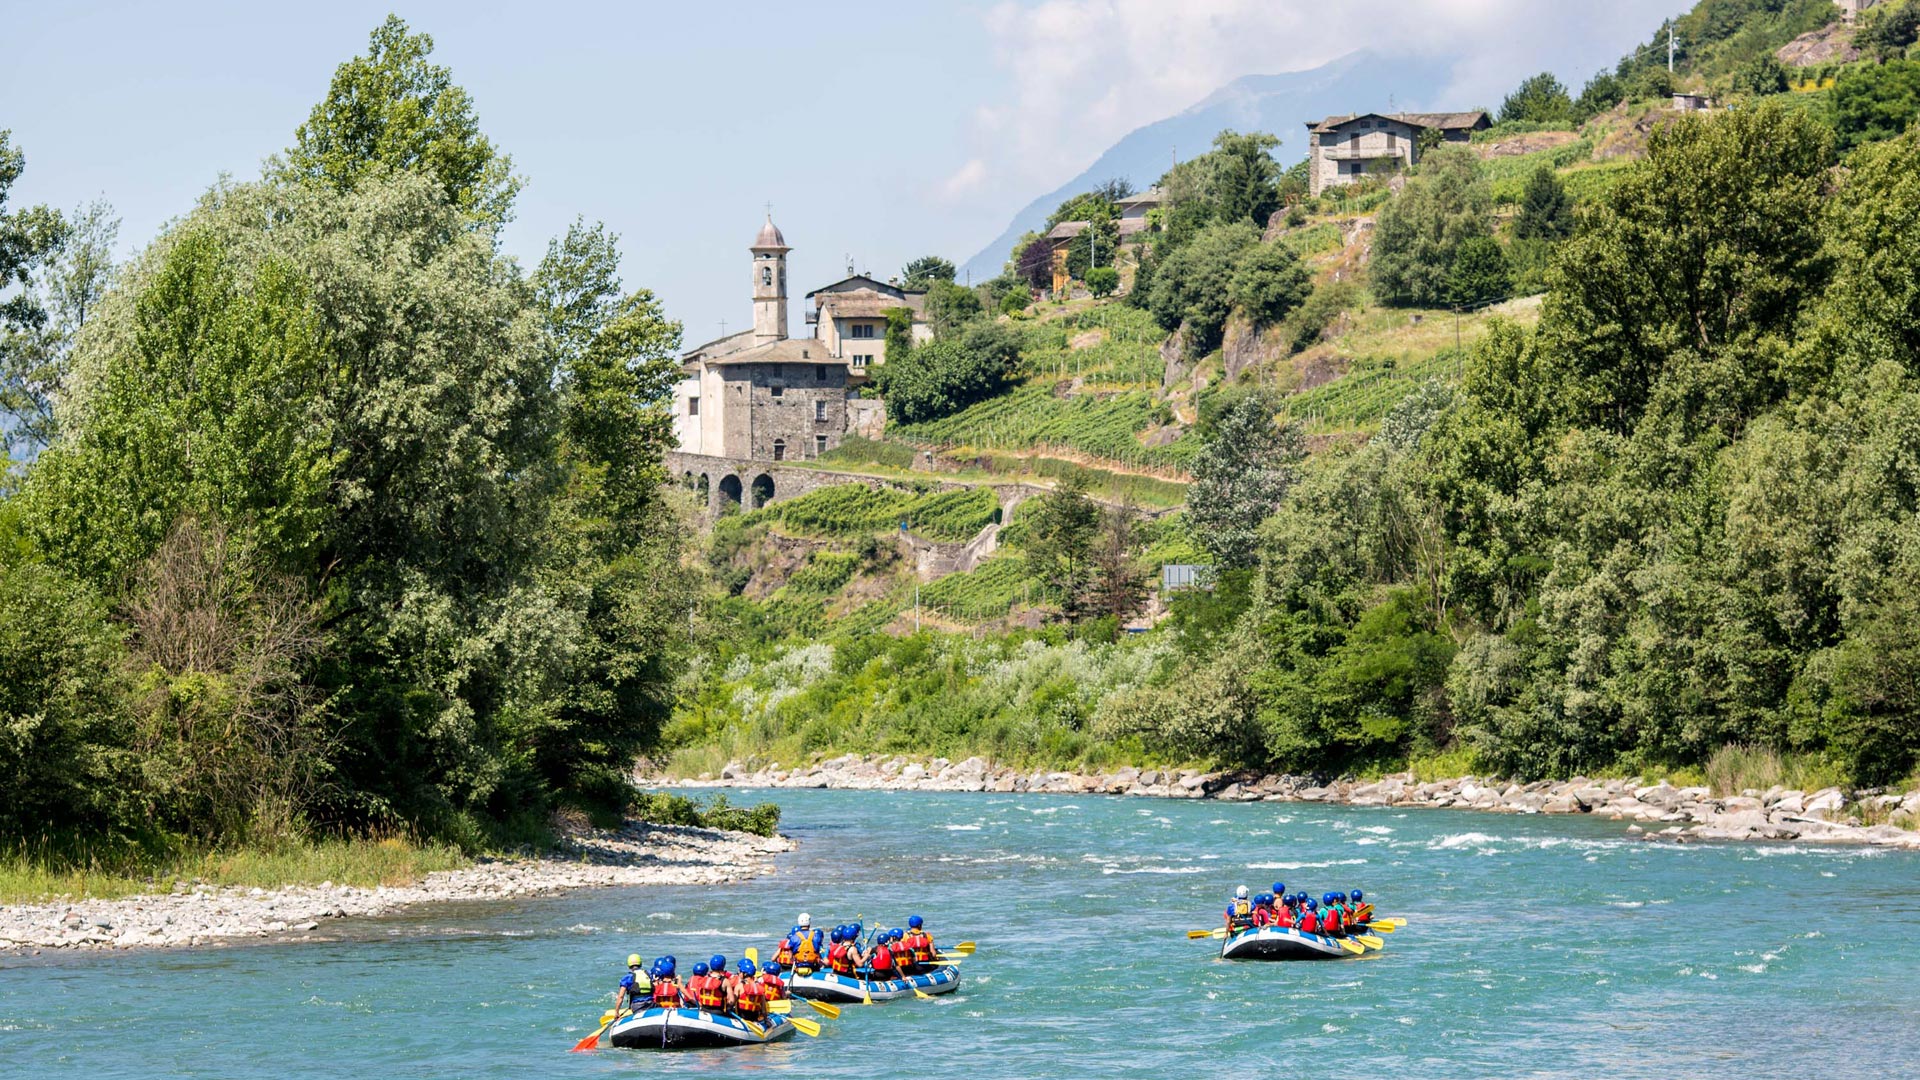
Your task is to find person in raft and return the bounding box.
[613,953,652,1014]
[730,958,769,1023]
[827,926,858,976]
[901,915,936,972]
[1224,885,1256,933]
[648,957,685,1009]
[758,960,790,1001]
[785,914,826,976]
[867,930,905,980]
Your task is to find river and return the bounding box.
[4,788,1917,1078]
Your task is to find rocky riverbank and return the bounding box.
[655,755,1920,850]
[0,820,792,954]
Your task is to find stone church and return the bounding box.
[671,215,928,462]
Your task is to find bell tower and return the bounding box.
[751,212,789,344]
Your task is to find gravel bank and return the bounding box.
[1,820,792,954]
[656,754,1920,850]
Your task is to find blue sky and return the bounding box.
[3,1,1687,343]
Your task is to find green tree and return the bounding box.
[1087,505,1147,627]
[1025,473,1102,621]
[1448,235,1512,306]
[1832,59,1920,148]
[1228,241,1311,325]
[872,322,1016,424]
[1085,266,1120,298]
[883,305,915,366]
[1500,72,1574,124]
[1513,165,1574,241]
[902,255,956,289]
[1574,69,1626,121]
[281,15,521,225]
[1371,147,1493,306]
[1731,54,1790,96]
[925,280,983,338]
[1145,221,1257,350]
[1207,130,1283,227]
[0,131,71,460]
[1187,392,1306,569]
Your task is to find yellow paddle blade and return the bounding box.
[742,1018,766,1038]
[788,1016,822,1037]
[747,947,759,965]
[911,986,934,1000]
[1356,935,1384,949]
[1365,920,1396,933]
[805,998,842,1018]
[1340,937,1366,955]
[599,1010,616,1024]
[1186,929,1217,939]
[950,941,977,952]
[769,999,791,1013]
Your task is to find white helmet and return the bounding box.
[797,912,811,927]
[1235,885,1249,899]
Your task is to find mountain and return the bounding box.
[957,49,1463,283]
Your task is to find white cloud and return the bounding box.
[953,0,1687,205]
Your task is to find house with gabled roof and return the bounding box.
[1304,110,1490,196]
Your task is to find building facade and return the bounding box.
[1304,111,1491,196]
[672,216,927,461]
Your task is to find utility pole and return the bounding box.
[1668,25,1678,73]
[914,582,921,633]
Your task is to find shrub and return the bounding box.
[1500,72,1574,125]
[1228,242,1311,326]
[1086,266,1119,297]
[1448,236,1512,306]
[1145,221,1258,351]
[1833,59,1920,148]
[630,791,781,836]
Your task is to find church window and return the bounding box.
[762,266,773,286]
[815,399,827,422]
[688,396,699,416]
[770,383,784,398]
[772,439,786,461]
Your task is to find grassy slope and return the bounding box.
[0,837,470,904]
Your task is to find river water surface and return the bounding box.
[5,788,1918,1078]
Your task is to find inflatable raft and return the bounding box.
[1220,926,1361,961]
[786,965,962,1002]
[606,1006,797,1050]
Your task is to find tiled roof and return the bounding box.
[705,338,845,367]
[1046,221,1091,241]
[1308,110,1489,134]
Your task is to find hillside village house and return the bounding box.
[1044,186,1164,294]
[672,215,928,461]
[1304,111,1490,196]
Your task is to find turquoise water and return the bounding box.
[5,788,1919,1078]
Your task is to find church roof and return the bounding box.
[752,214,788,249]
[681,327,756,362]
[806,274,908,299]
[706,338,845,367]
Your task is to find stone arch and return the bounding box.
[991,506,1004,525]
[749,473,775,509]
[695,473,711,501]
[718,473,743,510]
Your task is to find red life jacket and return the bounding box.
[695,975,724,1010]
[829,941,854,974]
[759,972,787,1000]
[1324,908,1343,934]
[735,977,766,1018]
[906,931,933,963]
[1278,907,1295,929]
[651,976,681,1007]
[1300,911,1319,933]
[871,945,894,974]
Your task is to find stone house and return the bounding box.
[1304,111,1490,196]
[806,274,932,378]
[672,215,929,462]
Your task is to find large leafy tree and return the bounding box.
[1832,59,1920,149]
[1513,166,1574,241]
[0,132,73,462]
[1025,473,1103,621]
[1146,222,1257,351]
[1371,147,1493,307]
[1228,241,1311,325]
[1187,392,1305,569]
[901,255,956,289]
[1499,72,1573,124]
[282,15,521,225]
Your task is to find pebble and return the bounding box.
[1,821,792,954]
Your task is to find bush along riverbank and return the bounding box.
[652,755,1920,850]
[0,817,792,954]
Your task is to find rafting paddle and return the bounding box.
[1354,934,1384,950]
[772,997,842,1018]
[1336,936,1366,955]
[570,1007,626,1052]
[1186,928,1228,939]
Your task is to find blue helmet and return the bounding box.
[1352,889,1364,902]
[851,921,863,936]
[738,959,756,975]
[891,927,904,938]
[692,962,709,976]
[829,927,842,943]
[710,954,726,971]
[765,961,783,975]
[1305,898,1317,910]
[1272,882,1286,896]
[908,915,924,929]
